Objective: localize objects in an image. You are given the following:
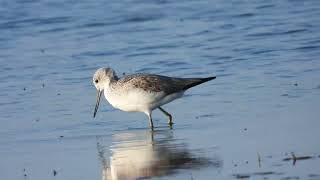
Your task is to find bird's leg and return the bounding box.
[147,111,154,130]
[158,107,173,126]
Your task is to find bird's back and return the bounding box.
[114,73,215,95]
[106,73,215,112]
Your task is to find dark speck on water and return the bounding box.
[23,168,27,178]
[53,170,57,176]
[0,0,320,180]
[234,174,250,179]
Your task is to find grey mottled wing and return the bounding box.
[117,74,198,94]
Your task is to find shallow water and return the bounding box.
[1,0,320,179]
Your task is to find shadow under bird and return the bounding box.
[92,67,216,129]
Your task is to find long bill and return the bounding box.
[93,90,103,118]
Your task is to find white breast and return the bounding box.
[104,88,184,113]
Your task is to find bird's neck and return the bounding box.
[104,77,118,91]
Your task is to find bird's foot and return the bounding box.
[168,121,174,128]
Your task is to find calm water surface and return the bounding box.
[1,0,320,179]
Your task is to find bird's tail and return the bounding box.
[182,76,216,90]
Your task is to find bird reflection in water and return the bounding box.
[96,129,222,180]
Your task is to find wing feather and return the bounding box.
[117,74,215,94]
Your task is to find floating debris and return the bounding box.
[234,174,250,179]
[294,83,298,86]
[53,169,57,176]
[195,114,215,119]
[23,87,26,91]
[283,152,313,165]
[23,168,27,180]
[257,153,261,168]
[253,171,276,176]
[42,83,45,88]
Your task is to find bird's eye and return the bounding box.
[95,79,99,83]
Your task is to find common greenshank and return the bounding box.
[93,67,216,129]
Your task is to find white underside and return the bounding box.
[104,88,184,114]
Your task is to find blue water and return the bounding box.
[1,0,320,179]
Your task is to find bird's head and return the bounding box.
[92,67,118,118]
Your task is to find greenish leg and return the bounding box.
[147,112,154,130]
[158,107,173,126]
